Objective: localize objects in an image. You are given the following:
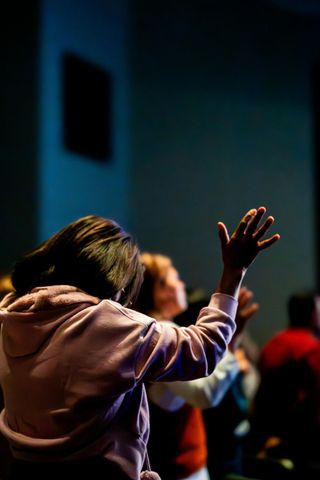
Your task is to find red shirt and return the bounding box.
[251,328,319,455]
[259,328,319,371]
[148,402,207,479]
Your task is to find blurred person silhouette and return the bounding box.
[134,253,260,480]
[0,208,279,480]
[290,339,320,480]
[246,291,320,477]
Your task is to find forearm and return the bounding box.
[216,268,246,299]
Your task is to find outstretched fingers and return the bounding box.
[254,215,276,240]
[258,233,281,250]
[233,208,257,237]
[245,206,266,235]
[219,206,280,252]
[245,208,280,249]
[217,207,280,293]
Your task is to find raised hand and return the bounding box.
[218,207,280,272]
[236,286,259,331]
[216,207,280,298]
[229,286,259,351]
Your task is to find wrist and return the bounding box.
[216,268,246,299]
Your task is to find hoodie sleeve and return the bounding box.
[134,293,238,383]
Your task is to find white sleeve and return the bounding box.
[147,382,186,412]
[148,351,240,411]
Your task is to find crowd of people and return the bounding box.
[134,253,320,480]
[0,206,317,480]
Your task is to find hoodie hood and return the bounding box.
[0,285,100,358]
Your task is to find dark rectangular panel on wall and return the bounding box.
[63,53,112,161]
[313,62,320,291]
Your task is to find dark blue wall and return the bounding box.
[1,0,320,345]
[130,0,320,344]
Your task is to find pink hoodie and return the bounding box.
[0,285,237,479]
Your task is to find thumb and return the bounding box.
[217,222,229,246]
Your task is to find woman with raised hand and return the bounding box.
[0,208,279,480]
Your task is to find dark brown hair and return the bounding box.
[11,215,143,306]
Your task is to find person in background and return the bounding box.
[300,342,320,479]
[0,208,279,480]
[202,291,261,480]
[247,291,319,477]
[134,253,260,480]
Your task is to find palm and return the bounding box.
[218,207,280,271]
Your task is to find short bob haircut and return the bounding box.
[134,253,172,314]
[11,215,144,307]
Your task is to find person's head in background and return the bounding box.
[135,253,188,321]
[10,215,144,307]
[288,291,320,337]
